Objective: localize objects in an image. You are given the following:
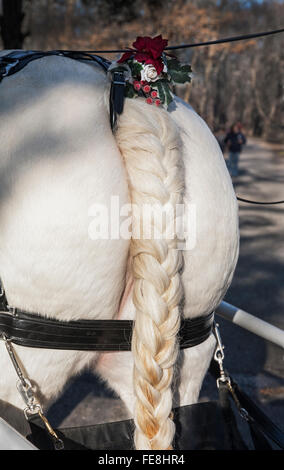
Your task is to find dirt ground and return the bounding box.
[46,137,284,447]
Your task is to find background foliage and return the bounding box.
[1,0,283,142]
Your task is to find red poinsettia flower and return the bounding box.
[118,35,168,75]
[133,35,168,59]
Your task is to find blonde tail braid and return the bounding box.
[115,98,184,450]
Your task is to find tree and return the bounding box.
[0,0,27,49]
[1,0,283,141]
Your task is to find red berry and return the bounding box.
[155,99,161,106]
[133,81,141,91]
[151,90,158,98]
[146,97,153,104]
[143,85,151,93]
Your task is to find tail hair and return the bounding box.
[115,98,184,450]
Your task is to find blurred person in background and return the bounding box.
[224,123,246,177]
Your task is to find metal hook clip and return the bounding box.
[16,379,42,419]
[212,322,251,422]
[213,322,231,387]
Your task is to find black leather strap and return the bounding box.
[230,377,284,449]
[0,50,110,82]
[109,70,126,129]
[209,360,284,449]
[0,309,214,351]
[26,401,240,450]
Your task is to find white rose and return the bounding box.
[141,64,159,82]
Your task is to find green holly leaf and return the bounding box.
[167,59,180,70]
[125,83,136,99]
[129,60,143,78]
[153,80,174,108]
[169,66,192,84]
[167,59,192,84]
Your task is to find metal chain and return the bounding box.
[1,334,64,449]
[2,334,28,388]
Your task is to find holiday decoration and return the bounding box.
[110,35,192,108]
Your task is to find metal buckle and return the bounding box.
[112,71,126,86]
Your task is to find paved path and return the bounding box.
[199,138,284,446]
[47,138,284,445]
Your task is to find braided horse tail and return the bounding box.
[115,98,184,450]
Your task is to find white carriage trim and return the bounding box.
[216,301,284,349]
[0,417,37,450]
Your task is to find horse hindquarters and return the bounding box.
[0,56,130,413]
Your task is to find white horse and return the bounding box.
[0,53,239,450]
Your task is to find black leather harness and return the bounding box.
[0,285,214,351]
[0,49,111,77]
